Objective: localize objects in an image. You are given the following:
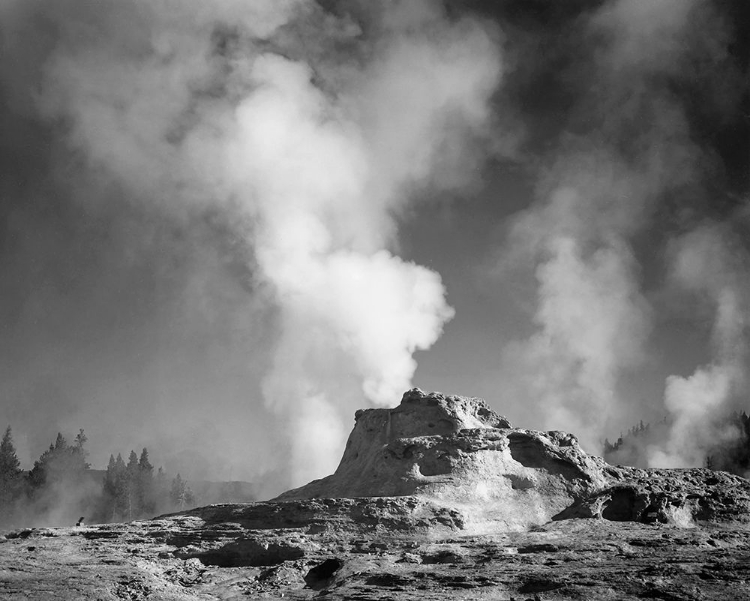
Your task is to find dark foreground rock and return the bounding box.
[3,389,750,599]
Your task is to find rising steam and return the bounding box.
[649,225,749,467]
[497,0,744,456]
[219,18,500,481]
[1,0,501,489]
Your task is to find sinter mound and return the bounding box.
[278,388,750,532]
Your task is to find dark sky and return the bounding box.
[0,0,748,495]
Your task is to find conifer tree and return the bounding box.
[0,426,21,480]
[25,429,92,524]
[104,454,117,487]
[99,454,120,522]
[137,448,155,517]
[0,426,23,516]
[54,432,67,451]
[112,453,128,520]
[125,450,139,520]
[28,431,89,492]
[74,430,89,462]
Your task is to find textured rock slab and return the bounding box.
[4,512,750,600]
[559,465,750,527]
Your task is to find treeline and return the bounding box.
[0,426,196,529]
[603,419,665,467]
[603,411,750,476]
[98,449,195,523]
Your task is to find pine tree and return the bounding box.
[28,431,89,492]
[74,430,89,463]
[125,450,139,520]
[27,443,54,490]
[0,426,23,516]
[137,448,155,517]
[98,449,160,522]
[99,454,120,522]
[112,453,128,520]
[0,426,21,479]
[26,429,92,524]
[54,432,67,451]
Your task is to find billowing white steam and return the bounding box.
[501,174,652,451]
[649,226,749,468]
[220,4,500,483]
[14,0,501,486]
[498,0,724,452]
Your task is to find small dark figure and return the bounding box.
[76,517,85,527]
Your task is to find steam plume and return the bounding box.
[497,0,737,452]
[0,0,501,489]
[649,225,749,467]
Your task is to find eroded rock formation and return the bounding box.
[278,388,750,532]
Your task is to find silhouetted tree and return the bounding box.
[125,450,139,520]
[112,453,128,519]
[98,453,130,522]
[0,426,23,522]
[0,426,21,482]
[74,429,88,453]
[99,454,118,521]
[137,448,155,517]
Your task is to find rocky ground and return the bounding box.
[3,502,750,600]
[4,389,750,600]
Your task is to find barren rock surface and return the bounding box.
[4,503,750,600]
[3,389,750,599]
